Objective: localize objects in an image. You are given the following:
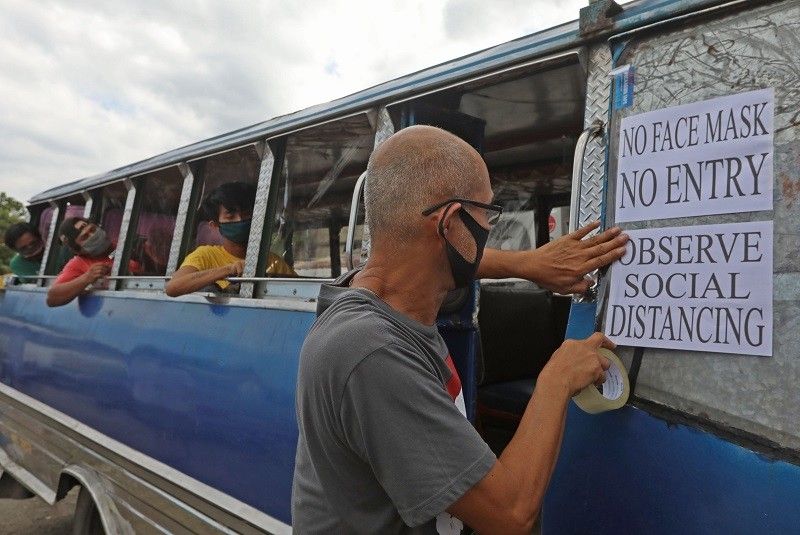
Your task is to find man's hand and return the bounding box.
[525,221,628,294]
[540,332,614,396]
[82,263,111,285]
[226,260,245,277]
[477,222,628,293]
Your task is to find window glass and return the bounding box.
[270,115,373,278]
[125,168,182,276]
[486,164,570,251]
[487,175,537,251]
[96,181,128,245]
[192,145,261,248]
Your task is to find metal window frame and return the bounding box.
[253,110,378,299]
[239,141,276,298]
[37,200,61,286]
[110,178,137,284]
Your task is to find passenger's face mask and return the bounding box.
[218,219,252,245]
[18,239,44,260]
[439,207,490,288]
[81,227,112,257]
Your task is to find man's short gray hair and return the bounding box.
[364,126,484,242]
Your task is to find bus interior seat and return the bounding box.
[476,281,570,449]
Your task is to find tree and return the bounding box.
[0,192,29,274]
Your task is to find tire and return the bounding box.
[72,486,105,535]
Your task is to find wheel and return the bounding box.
[72,486,105,535]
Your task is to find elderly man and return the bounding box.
[293,126,627,534]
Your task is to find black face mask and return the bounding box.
[439,206,490,288]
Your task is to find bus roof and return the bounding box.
[29,0,735,204]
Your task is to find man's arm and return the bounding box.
[47,264,108,307]
[477,221,628,294]
[164,262,242,297]
[447,333,614,535]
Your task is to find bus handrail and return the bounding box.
[568,120,604,235]
[344,171,368,271]
[568,120,604,302]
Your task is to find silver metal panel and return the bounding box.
[255,279,325,301]
[167,164,195,274]
[606,0,800,450]
[111,178,136,280]
[569,123,604,234]
[240,142,275,298]
[38,201,60,283]
[578,44,611,233]
[3,284,318,313]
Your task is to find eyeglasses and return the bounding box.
[422,198,504,226]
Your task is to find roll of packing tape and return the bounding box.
[572,348,630,414]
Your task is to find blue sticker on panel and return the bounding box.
[611,65,635,110]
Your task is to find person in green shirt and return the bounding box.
[4,222,44,282]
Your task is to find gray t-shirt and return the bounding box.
[292,276,496,534]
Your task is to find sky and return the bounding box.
[0,0,588,205]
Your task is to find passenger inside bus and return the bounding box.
[3,222,44,282]
[164,182,295,297]
[46,217,137,307]
[135,224,172,276]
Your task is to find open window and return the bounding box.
[189,145,262,249]
[118,167,183,288]
[41,195,86,280]
[265,114,374,281]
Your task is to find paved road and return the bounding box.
[0,486,77,534]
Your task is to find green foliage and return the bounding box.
[0,193,29,274]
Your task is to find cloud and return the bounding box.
[443,0,585,42]
[0,0,586,205]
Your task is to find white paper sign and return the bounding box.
[615,88,773,223]
[605,221,773,356]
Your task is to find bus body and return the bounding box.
[1,1,798,533]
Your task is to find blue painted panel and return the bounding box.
[543,403,800,534]
[0,291,315,524]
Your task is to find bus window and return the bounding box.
[95,181,128,245]
[123,167,182,276]
[191,145,261,249]
[268,114,373,279]
[41,196,85,277]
